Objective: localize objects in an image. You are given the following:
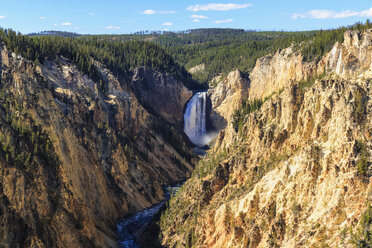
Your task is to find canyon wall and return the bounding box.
[161,29,371,248]
[0,44,195,248]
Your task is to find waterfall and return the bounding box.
[184,92,208,147]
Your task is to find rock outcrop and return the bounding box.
[130,67,193,126]
[318,29,372,79]
[0,43,195,248]
[188,64,205,74]
[208,69,249,124]
[249,47,315,100]
[248,29,372,102]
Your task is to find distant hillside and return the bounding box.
[27,30,82,38]
[80,28,342,83]
[28,23,372,85]
[2,28,202,89]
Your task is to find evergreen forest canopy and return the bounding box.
[81,21,371,83]
[28,31,82,38]
[0,28,200,91]
[0,20,371,88]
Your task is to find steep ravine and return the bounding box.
[160,29,371,248]
[0,43,196,248]
[117,89,216,247]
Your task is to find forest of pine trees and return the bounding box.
[0,28,201,90]
[1,20,371,86]
[88,21,371,83]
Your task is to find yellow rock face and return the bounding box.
[0,44,195,247]
[161,29,372,248]
[319,29,372,79]
[209,69,249,123]
[249,47,314,100]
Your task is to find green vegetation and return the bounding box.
[82,21,371,83]
[0,29,101,80]
[0,88,60,183]
[355,140,369,177]
[152,119,193,163]
[350,205,372,247]
[298,75,319,91]
[291,203,302,217]
[165,31,316,83]
[81,28,318,83]
[355,89,367,125]
[5,21,372,88]
[232,99,264,133]
[232,71,327,135]
[0,28,201,91]
[192,148,229,179]
[81,29,307,83]
[28,30,82,38]
[300,28,344,62]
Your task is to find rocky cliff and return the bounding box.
[248,47,315,100]
[248,29,372,102]
[318,29,372,79]
[208,69,249,125]
[160,29,371,248]
[130,67,193,127]
[0,43,195,248]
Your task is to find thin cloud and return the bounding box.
[162,22,173,27]
[143,9,177,15]
[89,12,95,16]
[187,3,252,12]
[61,22,72,26]
[159,10,177,14]
[53,24,58,27]
[291,13,307,19]
[361,8,372,17]
[292,7,372,19]
[142,9,156,15]
[213,19,233,24]
[191,15,208,19]
[0,16,5,19]
[106,25,120,30]
[40,16,46,20]
[74,27,79,30]
[193,19,200,22]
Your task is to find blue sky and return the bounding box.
[0,0,371,34]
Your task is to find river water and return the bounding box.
[117,182,183,248]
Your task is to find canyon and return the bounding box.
[0,26,370,248]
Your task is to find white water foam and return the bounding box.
[184,92,218,147]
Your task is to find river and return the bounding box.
[117,182,183,248]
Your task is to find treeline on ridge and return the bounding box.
[2,21,372,87]
[85,21,372,83]
[0,28,202,91]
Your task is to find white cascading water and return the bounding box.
[184,92,213,147]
